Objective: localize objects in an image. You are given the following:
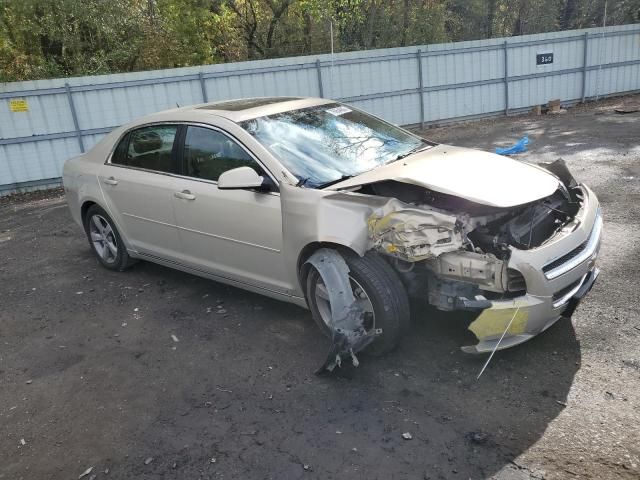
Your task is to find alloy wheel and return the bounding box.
[314,275,375,330]
[88,214,118,264]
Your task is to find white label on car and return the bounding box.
[326,106,352,116]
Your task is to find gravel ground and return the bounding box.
[1,96,639,480]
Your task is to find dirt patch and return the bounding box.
[1,97,639,479]
[0,186,64,207]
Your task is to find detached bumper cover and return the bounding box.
[462,188,602,354]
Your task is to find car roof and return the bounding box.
[196,97,303,112]
[129,96,335,127]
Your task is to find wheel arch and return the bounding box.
[301,242,412,357]
[296,241,361,295]
[81,200,98,225]
[80,200,134,253]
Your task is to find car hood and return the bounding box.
[329,144,560,208]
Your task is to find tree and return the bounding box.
[1,0,639,82]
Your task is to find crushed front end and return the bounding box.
[364,159,602,353]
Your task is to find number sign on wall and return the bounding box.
[536,53,554,65]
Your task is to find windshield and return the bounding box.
[239,103,430,188]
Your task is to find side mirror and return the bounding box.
[217,166,271,191]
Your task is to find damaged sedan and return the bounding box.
[63,97,602,370]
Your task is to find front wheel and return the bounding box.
[83,205,135,271]
[306,251,410,356]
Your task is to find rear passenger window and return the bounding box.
[183,126,265,182]
[112,125,178,173]
[111,132,130,165]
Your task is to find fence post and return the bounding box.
[199,71,208,103]
[503,41,509,116]
[315,59,324,98]
[416,49,425,129]
[581,32,589,103]
[65,82,84,153]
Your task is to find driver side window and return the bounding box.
[183,126,265,182]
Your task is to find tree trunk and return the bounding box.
[229,0,261,59]
[364,1,379,48]
[486,0,497,38]
[511,1,526,36]
[265,1,292,53]
[401,0,410,46]
[559,0,578,29]
[303,12,312,53]
[512,15,522,35]
[147,0,157,25]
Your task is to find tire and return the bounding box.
[83,205,135,271]
[306,251,411,356]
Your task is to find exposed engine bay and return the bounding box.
[364,159,582,261]
[363,160,582,284]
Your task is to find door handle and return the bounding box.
[174,190,196,201]
[103,176,118,186]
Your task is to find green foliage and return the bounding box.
[0,0,638,82]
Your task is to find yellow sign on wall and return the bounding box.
[9,98,29,112]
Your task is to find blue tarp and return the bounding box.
[495,135,529,155]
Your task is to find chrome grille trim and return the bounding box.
[544,209,602,280]
[552,274,587,308]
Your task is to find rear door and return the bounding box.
[171,125,289,293]
[98,124,182,260]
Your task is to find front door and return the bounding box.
[171,125,289,293]
[98,124,181,260]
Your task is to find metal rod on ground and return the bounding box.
[476,306,521,380]
[65,82,85,153]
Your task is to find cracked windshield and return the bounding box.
[240,103,429,188]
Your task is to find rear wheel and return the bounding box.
[83,205,135,271]
[306,251,410,356]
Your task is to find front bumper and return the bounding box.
[462,186,602,354]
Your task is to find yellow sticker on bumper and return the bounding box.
[468,307,530,339]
